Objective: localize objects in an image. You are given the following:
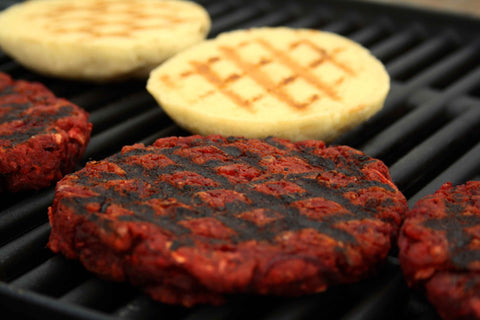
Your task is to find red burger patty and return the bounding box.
[399,181,480,320]
[0,73,92,192]
[48,135,408,306]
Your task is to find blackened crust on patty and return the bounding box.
[399,181,480,320]
[48,135,407,306]
[0,72,92,192]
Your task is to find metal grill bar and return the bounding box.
[362,65,480,160]
[82,108,167,161]
[0,283,116,320]
[349,20,392,46]
[0,223,51,281]
[341,274,408,320]
[0,190,53,246]
[409,141,480,205]
[386,34,455,79]
[390,106,480,194]
[285,10,329,29]
[209,6,264,35]
[59,278,136,310]
[10,256,85,295]
[336,38,480,148]
[370,25,423,62]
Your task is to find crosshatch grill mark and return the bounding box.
[30,1,189,38]
[173,37,357,111]
[68,137,401,250]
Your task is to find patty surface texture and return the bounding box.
[48,135,407,306]
[399,181,480,320]
[0,73,91,192]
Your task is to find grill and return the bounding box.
[1,0,479,319]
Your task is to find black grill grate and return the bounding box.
[0,0,479,319]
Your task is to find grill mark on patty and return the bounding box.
[68,137,400,249]
[0,102,32,123]
[0,105,74,125]
[0,86,14,97]
[263,138,371,178]
[423,199,480,269]
[0,78,77,147]
[0,105,75,146]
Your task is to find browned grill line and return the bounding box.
[189,61,253,110]
[257,38,343,101]
[218,45,310,110]
[163,36,360,110]
[39,2,188,37]
[66,136,401,248]
[293,41,356,76]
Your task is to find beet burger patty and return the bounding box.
[399,181,480,320]
[0,73,92,192]
[48,135,407,306]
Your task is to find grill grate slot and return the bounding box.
[360,64,480,160]
[0,223,51,282]
[0,190,53,246]
[370,25,424,63]
[113,295,189,319]
[386,34,457,81]
[319,17,357,35]
[469,82,480,99]
[340,274,408,320]
[285,10,330,29]
[335,37,480,149]
[88,92,156,134]
[0,1,479,319]
[59,278,138,312]
[209,5,265,36]
[82,108,168,161]
[203,1,231,19]
[234,5,298,28]
[9,256,87,296]
[348,19,393,47]
[389,106,480,196]
[409,141,480,206]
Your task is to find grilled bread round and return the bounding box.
[48,135,407,306]
[147,27,390,142]
[399,181,480,320]
[0,0,210,81]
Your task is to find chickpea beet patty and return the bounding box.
[48,135,407,306]
[399,181,480,320]
[0,73,92,192]
[399,181,480,319]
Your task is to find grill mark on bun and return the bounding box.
[293,41,355,76]
[179,37,359,111]
[189,60,253,110]
[256,38,342,101]
[218,45,309,110]
[33,0,195,39]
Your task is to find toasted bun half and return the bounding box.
[0,0,211,81]
[147,27,390,142]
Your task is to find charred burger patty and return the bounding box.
[48,135,407,306]
[399,181,480,320]
[0,72,91,192]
